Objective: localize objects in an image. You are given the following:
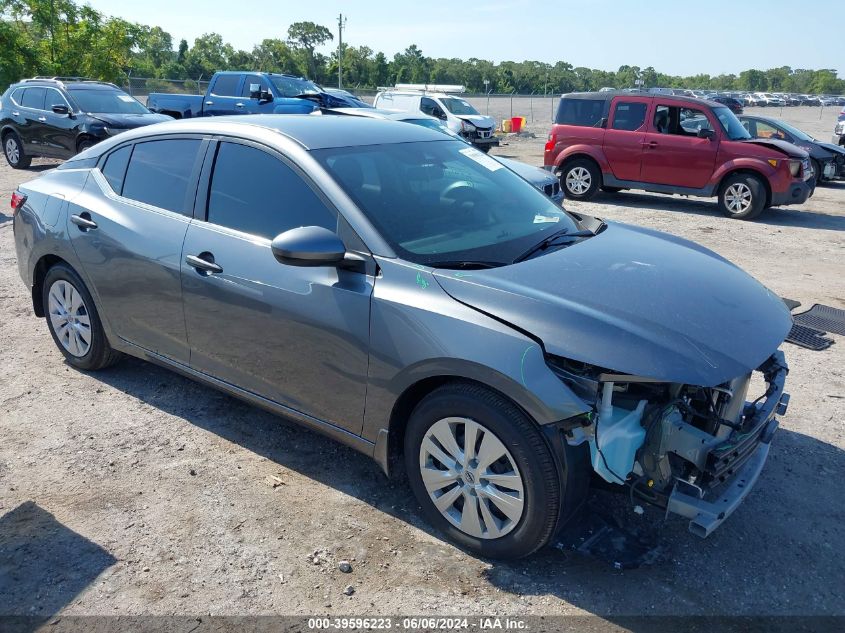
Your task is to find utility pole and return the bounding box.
[337,14,347,89]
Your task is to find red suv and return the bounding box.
[544,91,814,220]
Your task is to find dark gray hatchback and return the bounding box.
[12,115,791,558]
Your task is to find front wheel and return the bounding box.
[560,158,601,200]
[718,173,766,220]
[77,138,96,154]
[810,159,822,185]
[476,144,492,154]
[405,382,570,559]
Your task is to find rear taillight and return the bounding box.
[10,191,26,215]
[544,135,555,152]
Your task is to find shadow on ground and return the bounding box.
[594,189,845,231]
[88,356,845,619]
[0,501,116,631]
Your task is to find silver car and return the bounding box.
[12,116,791,558]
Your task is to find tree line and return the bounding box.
[2,0,844,95]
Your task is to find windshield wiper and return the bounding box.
[512,228,594,264]
[427,260,504,270]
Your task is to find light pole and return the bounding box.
[337,14,347,89]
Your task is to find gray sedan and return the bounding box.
[12,116,791,558]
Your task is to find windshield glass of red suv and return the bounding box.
[68,89,149,114]
[714,106,752,140]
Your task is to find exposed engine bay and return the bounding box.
[548,351,790,537]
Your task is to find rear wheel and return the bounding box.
[404,382,572,559]
[4,132,31,169]
[42,263,122,371]
[718,173,766,220]
[560,158,601,200]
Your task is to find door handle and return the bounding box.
[205,101,214,106]
[235,103,245,108]
[38,116,47,122]
[11,111,20,117]
[186,253,223,274]
[71,213,98,231]
[642,140,658,148]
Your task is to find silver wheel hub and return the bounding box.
[47,279,92,357]
[725,183,753,213]
[419,417,525,540]
[565,166,591,195]
[6,138,20,164]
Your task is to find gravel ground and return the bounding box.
[0,106,844,620]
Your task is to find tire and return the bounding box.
[42,263,122,371]
[600,186,623,193]
[718,173,766,220]
[3,132,32,169]
[560,158,601,200]
[77,138,96,154]
[811,159,822,185]
[404,382,569,559]
[476,144,492,154]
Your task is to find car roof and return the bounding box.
[561,90,722,108]
[86,114,451,153]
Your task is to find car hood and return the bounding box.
[433,222,792,387]
[739,138,809,158]
[89,112,173,128]
[813,141,845,156]
[456,114,495,129]
[497,157,554,186]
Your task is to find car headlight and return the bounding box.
[460,120,476,133]
[788,159,802,177]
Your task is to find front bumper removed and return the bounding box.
[665,351,789,537]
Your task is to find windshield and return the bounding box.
[440,97,480,116]
[773,120,814,142]
[68,89,148,114]
[313,140,580,266]
[714,107,751,140]
[405,118,463,139]
[270,76,320,97]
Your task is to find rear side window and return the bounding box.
[207,142,336,239]
[555,98,605,127]
[122,139,202,214]
[10,88,25,105]
[101,145,133,194]
[22,87,46,110]
[211,74,241,97]
[611,102,647,131]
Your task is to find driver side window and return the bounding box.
[421,97,445,119]
[754,121,786,140]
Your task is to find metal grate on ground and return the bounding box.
[785,323,834,350]
[792,304,845,336]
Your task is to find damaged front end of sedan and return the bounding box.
[547,352,790,537]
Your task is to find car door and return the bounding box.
[238,75,275,114]
[602,96,651,182]
[203,74,244,116]
[19,87,48,152]
[66,137,207,364]
[639,101,719,189]
[39,87,78,157]
[181,139,373,433]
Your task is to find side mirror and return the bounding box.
[271,226,346,267]
[260,89,273,102]
[698,128,716,140]
[51,104,70,115]
[249,83,262,99]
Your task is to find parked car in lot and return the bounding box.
[1,77,170,169]
[711,95,743,114]
[320,107,562,203]
[738,114,845,183]
[11,115,792,557]
[754,93,786,107]
[147,71,369,119]
[834,110,845,147]
[374,86,498,152]
[544,91,814,220]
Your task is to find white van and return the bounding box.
[374,87,498,152]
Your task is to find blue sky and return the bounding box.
[85,0,842,77]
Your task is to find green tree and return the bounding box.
[286,21,332,79]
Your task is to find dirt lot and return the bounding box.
[1,105,844,620]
